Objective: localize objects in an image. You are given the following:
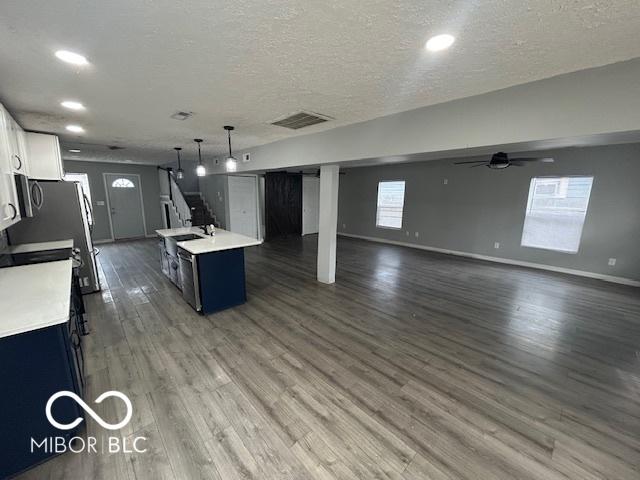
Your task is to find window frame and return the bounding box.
[520,175,594,254]
[375,180,406,230]
[111,178,136,188]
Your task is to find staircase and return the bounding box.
[184,193,217,227]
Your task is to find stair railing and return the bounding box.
[168,173,192,227]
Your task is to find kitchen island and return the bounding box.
[156,227,262,314]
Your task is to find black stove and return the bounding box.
[0,247,74,268]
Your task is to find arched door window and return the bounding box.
[111,178,135,188]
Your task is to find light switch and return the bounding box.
[608,258,616,266]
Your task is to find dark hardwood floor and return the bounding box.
[19,235,640,479]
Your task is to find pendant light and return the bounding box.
[224,125,237,172]
[194,138,206,177]
[173,147,184,179]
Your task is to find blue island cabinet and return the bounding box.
[0,323,83,478]
[198,247,247,314]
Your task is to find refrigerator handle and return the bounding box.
[83,194,94,232]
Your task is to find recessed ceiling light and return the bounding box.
[425,34,455,52]
[68,149,81,153]
[66,125,84,133]
[61,100,85,111]
[55,50,89,66]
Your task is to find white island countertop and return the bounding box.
[0,259,72,339]
[6,239,73,254]
[155,227,262,255]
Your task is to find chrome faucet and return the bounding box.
[198,224,216,236]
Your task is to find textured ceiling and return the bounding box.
[1,0,639,165]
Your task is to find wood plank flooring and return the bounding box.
[18,235,640,479]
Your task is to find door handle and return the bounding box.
[13,155,22,171]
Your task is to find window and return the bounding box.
[64,173,93,224]
[521,176,593,253]
[111,178,135,188]
[376,181,405,229]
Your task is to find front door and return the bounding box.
[105,173,146,240]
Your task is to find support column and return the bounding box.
[317,164,340,284]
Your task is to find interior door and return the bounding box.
[105,173,146,240]
[302,176,320,235]
[228,176,258,239]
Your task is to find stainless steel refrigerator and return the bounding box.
[7,181,100,294]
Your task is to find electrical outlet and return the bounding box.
[608,258,616,266]
[96,200,105,206]
[406,231,409,236]
[342,223,346,229]
[494,242,500,249]
[443,178,448,185]
[415,232,419,238]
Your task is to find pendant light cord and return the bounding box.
[228,129,232,158]
[194,139,203,165]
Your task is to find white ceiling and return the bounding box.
[1,0,639,166]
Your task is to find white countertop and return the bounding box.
[0,259,72,339]
[155,227,263,255]
[6,239,74,254]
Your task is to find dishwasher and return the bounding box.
[178,247,202,312]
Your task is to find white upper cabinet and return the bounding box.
[0,105,29,176]
[0,107,21,230]
[25,132,64,181]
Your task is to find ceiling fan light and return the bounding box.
[226,157,237,172]
[196,164,206,177]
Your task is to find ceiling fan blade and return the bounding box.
[470,163,487,168]
[508,162,526,166]
[510,157,554,163]
[454,160,488,165]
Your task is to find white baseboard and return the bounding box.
[338,232,640,287]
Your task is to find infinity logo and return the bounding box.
[46,391,133,431]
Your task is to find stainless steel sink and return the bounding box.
[171,233,204,242]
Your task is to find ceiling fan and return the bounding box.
[454,152,554,169]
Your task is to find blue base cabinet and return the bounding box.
[0,323,83,478]
[198,248,247,314]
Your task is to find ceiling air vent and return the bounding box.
[271,111,332,130]
[170,111,193,121]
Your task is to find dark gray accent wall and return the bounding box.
[162,158,200,193]
[64,160,163,242]
[338,143,640,281]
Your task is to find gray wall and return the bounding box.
[199,174,228,229]
[338,143,640,281]
[64,160,163,242]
